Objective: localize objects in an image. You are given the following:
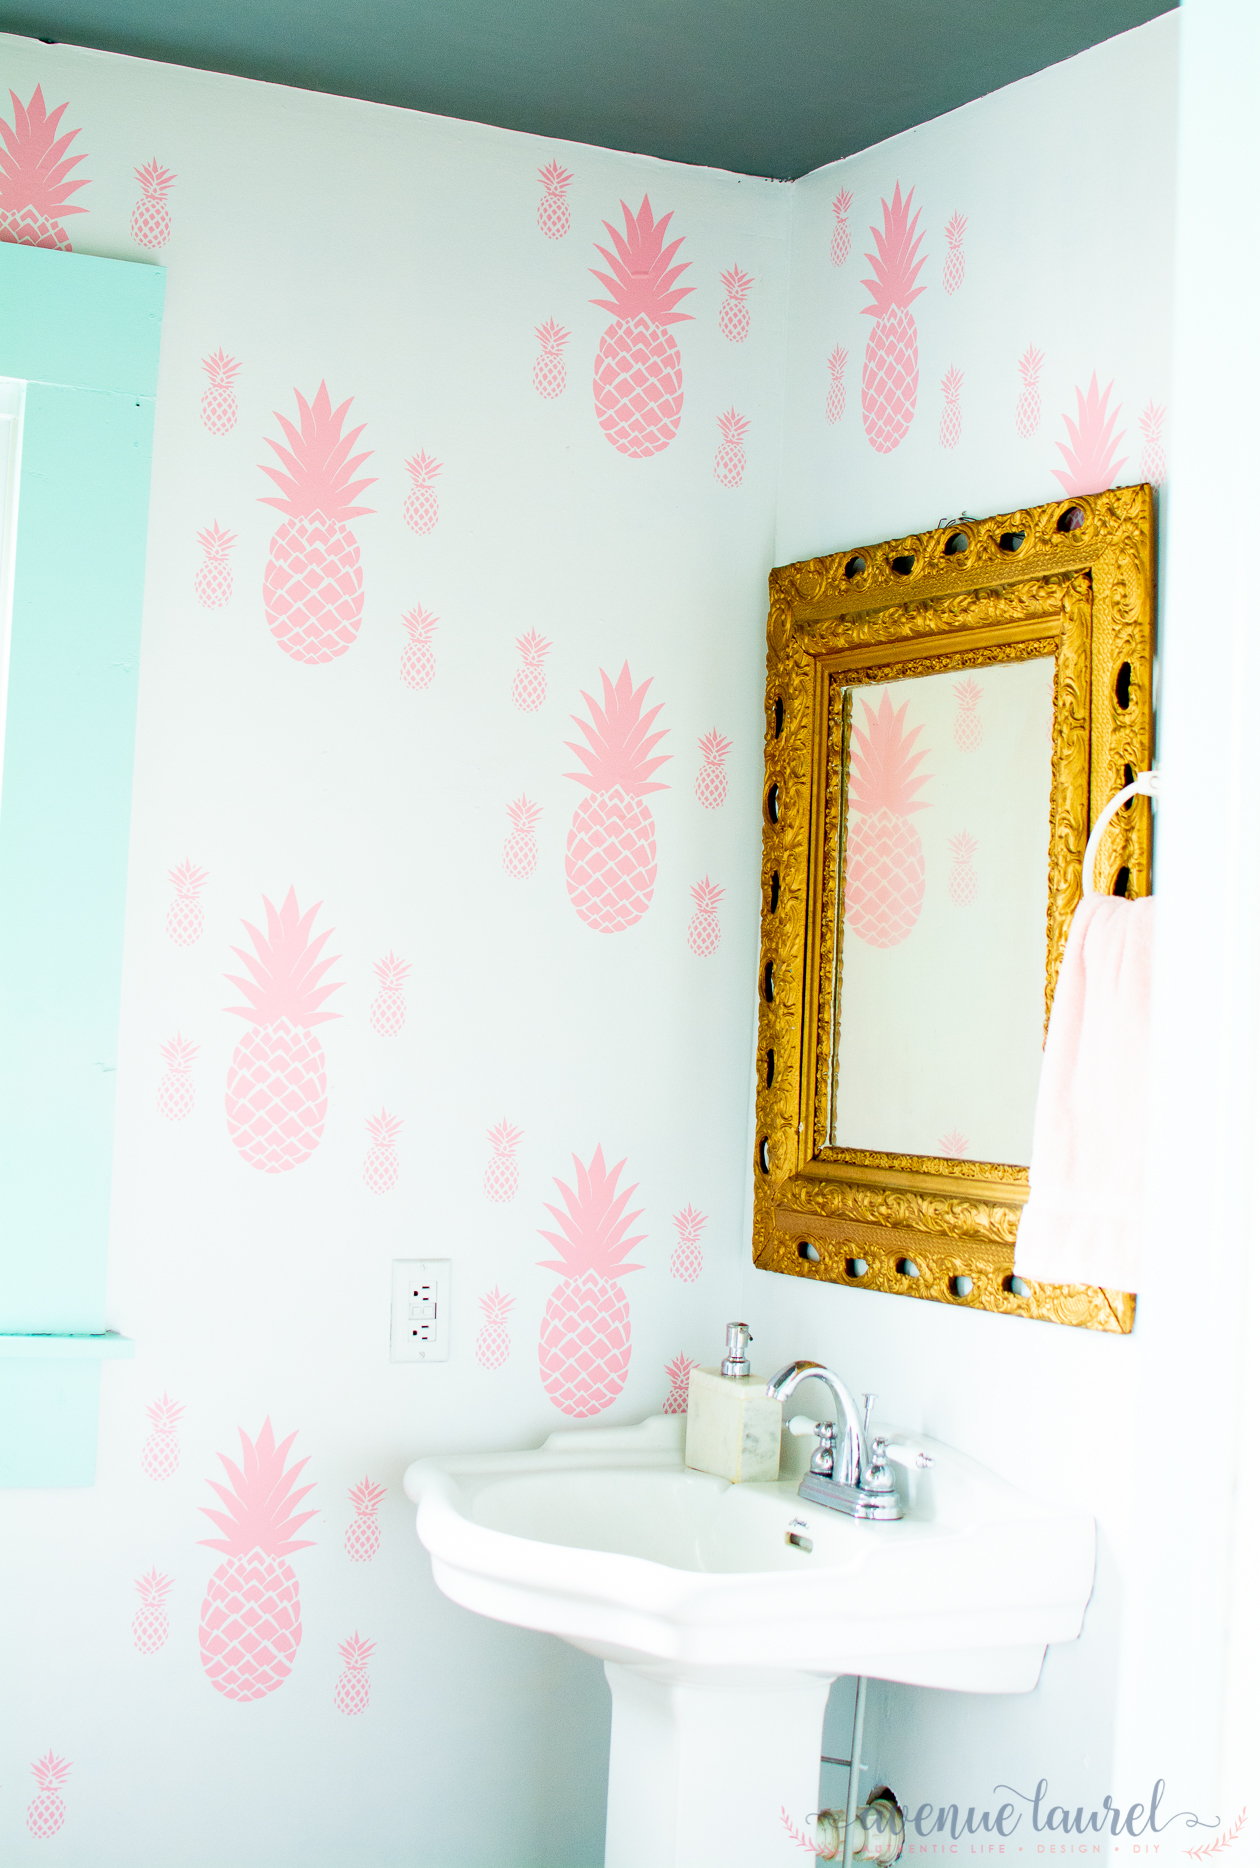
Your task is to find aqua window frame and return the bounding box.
[0,241,164,1485]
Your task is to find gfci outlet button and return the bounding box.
[391,1260,451,1363]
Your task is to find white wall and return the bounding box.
[749,13,1179,1818]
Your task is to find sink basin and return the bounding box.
[404,1413,1095,1867]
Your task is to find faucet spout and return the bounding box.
[766,1359,867,1487]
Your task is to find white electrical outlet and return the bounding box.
[390,1259,451,1363]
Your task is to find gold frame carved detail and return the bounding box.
[753,489,1155,1333]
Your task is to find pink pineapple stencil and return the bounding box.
[404,451,441,535]
[718,266,753,343]
[157,1035,198,1121]
[363,1110,402,1194]
[400,605,437,689]
[537,1145,643,1418]
[0,86,89,250]
[565,663,670,932]
[669,1204,707,1282]
[224,887,342,1173]
[952,676,982,751]
[537,159,573,238]
[826,345,848,426]
[591,196,693,458]
[947,831,978,906]
[1139,400,1167,484]
[26,1754,71,1839]
[942,212,967,294]
[512,629,551,711]
[502,796,542,878]
[686,877,724,957]
[132,1569,172,1654]
[130,160,175,248]
[781,1808,818,1853]
[939,367,962,450]
[860,183,927,454]
[476,1287,516,1368]
[938,1129,970,1157]
[533,319,570,398]
[1016,344,1043,437]
[345,1480,386,1561]
[260,381,375,664]
[846,691,931,949]
[369,951,409,1036]
[663,1354,697,1414]
[141,1393,184,1480]
[714,408,749,487]
[1052,373,1127,496]
[484,1120,524,1201]
[198,1418,315,1702]
[830,188,853,267]
[194,522,236,609]
[166,860,207,946]
[695,730,731,809]
[201,349,240,434]
[334,1633,374,1715]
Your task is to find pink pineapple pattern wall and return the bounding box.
[714,409,749,487]
[1139,401,1167,483]
[224,887,342,1173]
[157,1035,198,1119]
[942,213,966,294]
[0,85,89,249]
[476,1288,515,1368]
[952,678,982,749]
[947,832,978,905]
[591,196,693,458]
[686,878,723,956]
[533,320,569,397]
[334,1634,374,1714]
[536,159,572,238]
[198,1418,315,1702]
[860,183,926,454]
[694,731,731,808]
[718,267,753,343]
[829,188,853,266]
[200,350,240,433]
[259,383,375,664]
[131,160,175,248]
[166,860,207,945]
[404,452,441,534]
[1053,373,1127,495]
[938,1129,971,1157]
[368,952,409,1034]
[26,1754,71,1838]
[502,797,542,877]
[399,605,437,688]
[669,1205,706,1281]
[564,663,669,932]
[511,630,551,711]
[484,1121,523,1200]
[132,1570,173,1653]
[140,1394,184,1479]
[363,1111,402,1193]
[537,1146,643,1417]
[826,345,847,426]
[1016,345,1043,436]
[939,368,962,450]
[344,1480,386,1561]
[663,1354,696,1412]
[845,691,931,948]
[195,522,236,608]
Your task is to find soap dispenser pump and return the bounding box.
[684,1321,783,1483]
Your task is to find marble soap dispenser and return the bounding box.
[684,1322,783,1483]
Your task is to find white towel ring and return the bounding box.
[1081,767,1159,897]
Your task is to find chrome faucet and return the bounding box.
[767,1360,903,1521]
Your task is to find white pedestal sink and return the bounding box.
[404,1415,1095,1868]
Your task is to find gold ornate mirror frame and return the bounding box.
[753,488,1154,1333]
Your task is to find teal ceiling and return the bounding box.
[3,0,1175,179]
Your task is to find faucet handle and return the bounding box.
[862,1393,877,1437]
[787,1414,822,1437]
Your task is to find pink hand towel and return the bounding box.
[1014,893,1155,1294]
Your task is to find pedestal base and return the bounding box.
[603,1660,833,1868]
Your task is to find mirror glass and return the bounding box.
[829,656,1054,1165]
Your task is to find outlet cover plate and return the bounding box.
[391,1259,450,1363]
